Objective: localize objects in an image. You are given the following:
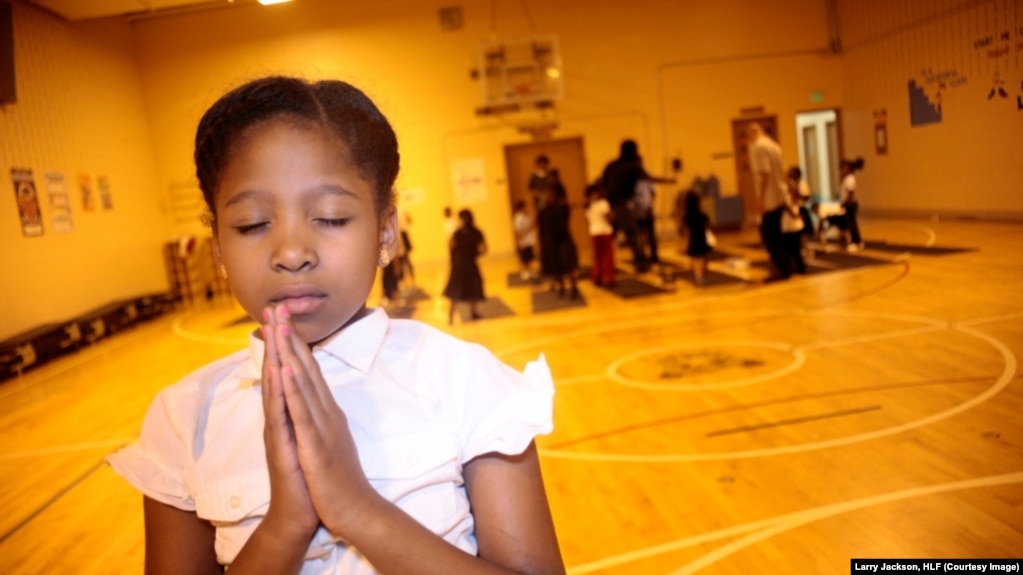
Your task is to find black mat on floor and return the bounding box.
[599,277,672,298]
[575,265,630,282]
[456,297,515,322]
[864,241,975,256]
[506,272,544,287]
[531,289,587,313]
[672,269,748,287]
[751,251,891,275]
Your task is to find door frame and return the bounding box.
[795,108,843,202]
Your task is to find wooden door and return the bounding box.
[731,115,778,226]
[504,138,590,260]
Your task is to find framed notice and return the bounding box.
[11,168,44,237]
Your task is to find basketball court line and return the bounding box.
[544,376,994,451]
[0,438,132,461]
[491,261,912,357]
[0,458,108,546]
[537,309,1018,462]
[565,471,1023,574]
[704,405,882,438]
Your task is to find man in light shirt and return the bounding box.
[747,123,792,280]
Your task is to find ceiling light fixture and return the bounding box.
[257,0,293,5]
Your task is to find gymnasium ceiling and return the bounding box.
[27,0,262,21]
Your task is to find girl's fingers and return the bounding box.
[276,307,323,389]
[273,307,333,421]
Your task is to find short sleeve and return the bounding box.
[453,349,554,463]
[106,384,201,511]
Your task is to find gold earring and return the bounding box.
[379,247,391,268]
[219,264,228,279]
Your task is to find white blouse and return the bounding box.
[107,308,554,574]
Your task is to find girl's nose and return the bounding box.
[271,226,317,272]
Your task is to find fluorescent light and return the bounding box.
[258,0,293,5]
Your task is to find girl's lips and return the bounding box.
[274,295,326,316]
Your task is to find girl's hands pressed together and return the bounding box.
[268,305,382,540]
[260,306,319,541]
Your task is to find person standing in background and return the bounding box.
[839,157,866,251]
[538,179,579,299]
[585,183,616,287]
[682,190,713,286]
[528,154,552,212]
[601,139,674,273]
[747,123,791,280]
[512,200,539,281]
[443,209,488,324]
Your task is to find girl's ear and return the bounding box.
[379,205,399,258]
[211,233,224,268]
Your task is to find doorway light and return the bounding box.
[258,0,293,5]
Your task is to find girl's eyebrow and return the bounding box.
[223,184,358,208]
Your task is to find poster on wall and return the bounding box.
[97,175,113,210]
[11,168,44,237]
[45,171,74,233]
[78,173,95,211]
[451,158,487,204]
[873,109,888,155]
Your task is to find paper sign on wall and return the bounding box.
[78,173,95,212]
[451,158,487,204]
[46,172,74,233]
[97,175,113,210]
[11,168,44,237]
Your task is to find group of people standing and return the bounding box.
[515,141,676,293]
[747,122,865,281]
[442,129,866,314]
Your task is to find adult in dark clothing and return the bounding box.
[537,176,579,298]
[443,209,487,324]
[601,139,673,273]
[527,154,552,212]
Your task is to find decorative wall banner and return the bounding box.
[11,168,43,237]
[78,173,94,211]
[908,79,942,126]
[45,171,73,233]
[97,175,113,210]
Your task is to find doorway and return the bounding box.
[503,137,590,260]
[731,115,779,226]
[795,109,842,201]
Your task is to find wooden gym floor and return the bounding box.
[1,217,1021,574]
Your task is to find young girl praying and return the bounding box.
[107,76,565,575]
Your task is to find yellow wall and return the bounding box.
[838,0,1023,217]
[129,0,844,266]
[2,0,1020,339]
[0,2,166,340]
